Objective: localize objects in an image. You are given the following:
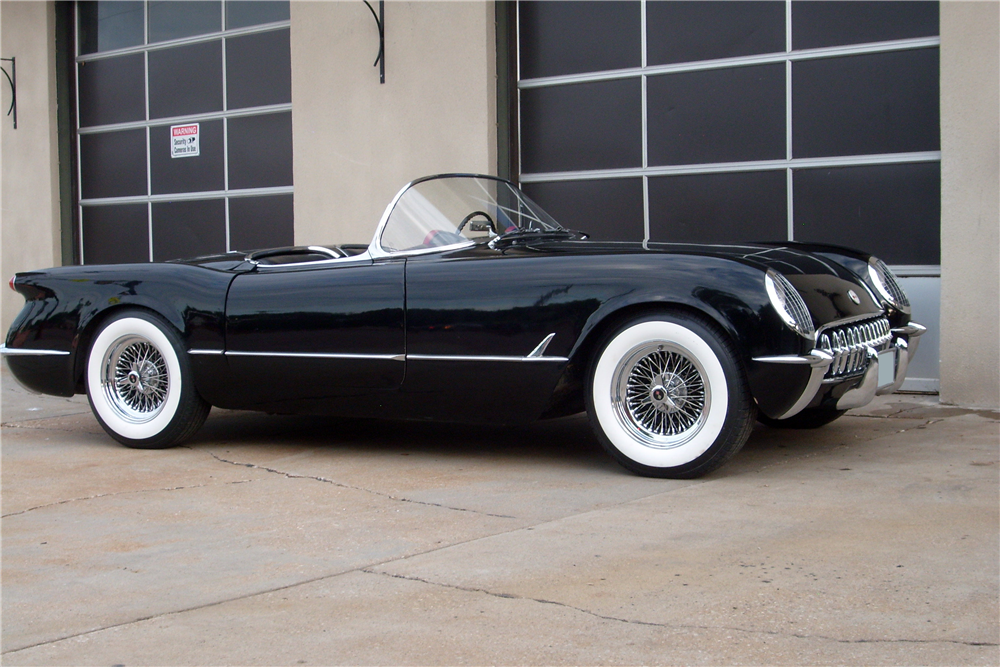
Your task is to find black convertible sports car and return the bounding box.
[3,174,924,478]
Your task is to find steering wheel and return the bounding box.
[455,210,496,234]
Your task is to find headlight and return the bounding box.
[765,269,814,337]
[867,257,910,314]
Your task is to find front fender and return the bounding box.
[561,255,813,420]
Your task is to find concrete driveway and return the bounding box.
[2,365,998,665]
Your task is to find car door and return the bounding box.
[222,257,405,413]
[400,247,594,423]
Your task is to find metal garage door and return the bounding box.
[74,0,293,264]
[513,0,941,390]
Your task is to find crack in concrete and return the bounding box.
[1,479,255,518]
[1,411,94,429]
[363,569,999,649]
[193,448,517,520]
[0,519,547,657]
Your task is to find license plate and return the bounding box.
[878,349,896,388]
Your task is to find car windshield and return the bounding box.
[378,175,565,253]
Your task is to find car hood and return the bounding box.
[521,239,884,325]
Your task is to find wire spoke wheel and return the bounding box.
[613,342,709,448]
[102,335,170,423]
[87,312,210,449]
[588,315,754,478]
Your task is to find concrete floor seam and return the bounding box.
[1,411,93,428]
[1,515,593,656]
[193,447,520,519]
[0,479,256,518]
[361,568,1000,649]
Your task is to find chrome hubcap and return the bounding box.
[102,335,169,423]
[612,342,709,448]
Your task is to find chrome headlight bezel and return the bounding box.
[867,257,911,314]
[765,269,815,337]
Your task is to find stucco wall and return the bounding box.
[0,1,62,334]
[939,2,1000,409]
[289,1,497,246]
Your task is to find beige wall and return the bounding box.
[939,2,1000,409]
[0,1,62,333]
[289,1,497,246]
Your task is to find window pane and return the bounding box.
[82,204,149,264]
[793,48,940,158]
[520,79,642,174]
[148,1,221,43]
[227,112,293,189]
[226,29,291,109]
[648,171,787,243]
[647,1,785,66]
[80,129,147,199]
[77,53,146,127]
[226,1,289,30]
[793,163,940,265]
[519,1,640,79]
[149,120,224,195]
[647,63,785,166]
[229,194,294,251]
[522,179,644,242]
[152,199,226,261]
[148,41,224,119]
[792,1,939,50]
[78,1,144,55]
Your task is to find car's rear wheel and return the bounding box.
[86,310,209,449]
[587,313,755,478]
[757,408,846,429]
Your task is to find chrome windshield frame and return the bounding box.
[367,174,560,260]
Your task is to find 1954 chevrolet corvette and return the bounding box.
[3,174,924,478]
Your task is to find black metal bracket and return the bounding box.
[363,1,385,84]
[1,57,16,129]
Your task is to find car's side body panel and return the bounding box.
[399,243,820,422]
[213,258,406,412]
[5,263,234,396]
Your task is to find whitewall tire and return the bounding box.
[86,310,210,449]
[587,313,754,478]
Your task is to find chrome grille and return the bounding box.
[817,316,891,379]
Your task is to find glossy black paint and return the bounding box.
[5,235,900,424]
[6,262,236,396]
[216,258,405,410]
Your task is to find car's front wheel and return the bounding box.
[86,310,210,449]
[586,313,755,478]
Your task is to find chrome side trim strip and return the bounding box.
[191,346,571,364]
[225,351,406,362]
[527,333,556,358]
[407,354,568,363]
[0,345,71,356]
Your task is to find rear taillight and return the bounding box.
[8,275,15,292]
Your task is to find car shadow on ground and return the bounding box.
[183,407,896,478]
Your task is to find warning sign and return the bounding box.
[170,123,200,158]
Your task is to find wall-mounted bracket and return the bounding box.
[1,57,16,129]
[363,1,385,84]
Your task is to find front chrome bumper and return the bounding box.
[754,322,926,420]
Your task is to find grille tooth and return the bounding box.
[819,316,892,380]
